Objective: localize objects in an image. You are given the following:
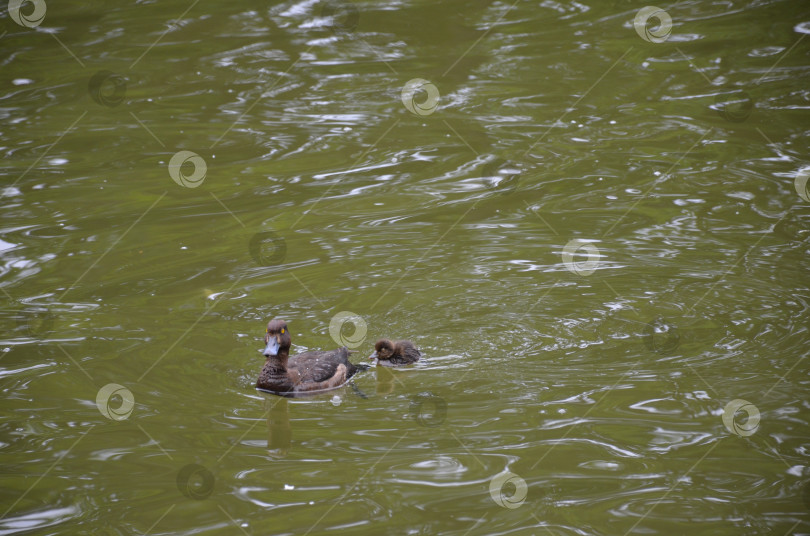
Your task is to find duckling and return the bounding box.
[369,339,421,367]
[257,319,358,394]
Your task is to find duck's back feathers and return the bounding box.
[288,347,358,384]
[394,340,421,364]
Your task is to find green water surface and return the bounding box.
[1,0,809,535]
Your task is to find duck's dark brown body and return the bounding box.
[257,320,358,394]
[257,348,358,393]
[370,339,421,367]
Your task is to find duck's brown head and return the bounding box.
[263,319,292,357]
[369,339,395,361]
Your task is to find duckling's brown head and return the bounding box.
[264,319,292,357]
[370,339,395,361]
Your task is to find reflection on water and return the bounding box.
[2,0,810,534]
[374,365,397,395]
[265,396,291,456]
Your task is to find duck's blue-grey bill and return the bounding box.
[264,339,280,357]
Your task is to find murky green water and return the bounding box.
[2,0,809,534]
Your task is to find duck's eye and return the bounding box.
[281,328,285,334]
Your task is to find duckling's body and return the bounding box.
[370,339,421,367]
[257,320,358,394]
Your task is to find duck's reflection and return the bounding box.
[374,364,397,395]
[264,396,291,456]
[261,362,384,455]
[261,383,362,456]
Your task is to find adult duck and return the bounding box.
[257,319,358,394]
[369,339,421,367]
